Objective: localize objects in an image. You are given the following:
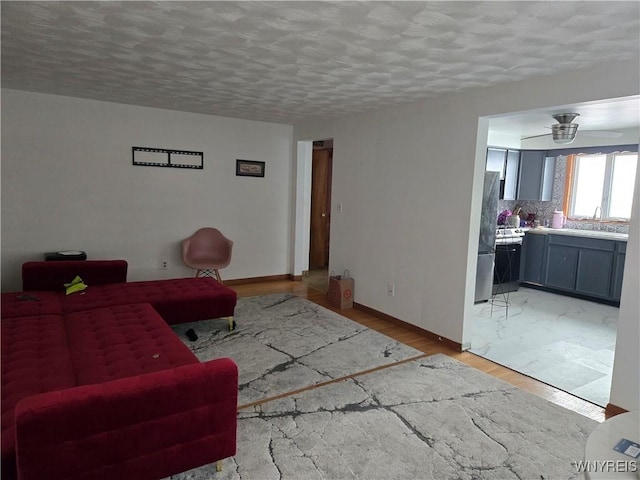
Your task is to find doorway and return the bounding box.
[468,114,633,408]
[305,140,333,292]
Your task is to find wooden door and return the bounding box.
[309,149,332,268]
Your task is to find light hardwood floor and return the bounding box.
[229,278,609,423]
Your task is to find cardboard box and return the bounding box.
[327,272,354,309]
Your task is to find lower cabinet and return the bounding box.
[522,232,625,304]
[521,233,546,284]
[545,244,578,291]
[575,248,614,298]
[612,243,626,301]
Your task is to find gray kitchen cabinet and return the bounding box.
[540,156,555,201]
[612,242,626,301]
[546,235,615,299]
[485,147,520,200]
[521,232,546,284]
[575,248,614,298]
[486,148,506,176]
[545,244,579,291]
[522,232,624,305]
[517,151,555,201]
[504,150,520,201]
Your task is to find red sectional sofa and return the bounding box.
[1,260,239,480]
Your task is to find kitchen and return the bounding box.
[471,98,639,408]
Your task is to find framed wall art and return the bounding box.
[132,146,203,169]
[236,159,265,177]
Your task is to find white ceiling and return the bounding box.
[2,1,640,134]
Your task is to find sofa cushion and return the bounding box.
[61,277,237,324]
[64,303,198,385]
[1,291,63,318]
[22,260,128,291]
[1,314,76,479]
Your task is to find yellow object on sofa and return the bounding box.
[64,275,87,295]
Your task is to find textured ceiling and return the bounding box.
[1,1,639,124]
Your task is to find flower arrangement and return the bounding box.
[497,209,512,225]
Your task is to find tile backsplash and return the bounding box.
[497,156,629,234]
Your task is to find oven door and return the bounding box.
[493,242,522,288]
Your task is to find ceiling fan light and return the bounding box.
[552,123,578,143]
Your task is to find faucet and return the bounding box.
[592,206,602,222]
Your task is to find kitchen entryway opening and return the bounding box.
[469,109,637,409]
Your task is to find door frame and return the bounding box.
[293,139,334,277]
[293,140,313,277]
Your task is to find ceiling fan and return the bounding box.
[522,113,624,145]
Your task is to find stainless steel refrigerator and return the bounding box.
[474,171,499,302]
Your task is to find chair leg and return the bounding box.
[228,316,237,331]
[195,269,219,279]
[216,460,223,472]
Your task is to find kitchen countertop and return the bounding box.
[525,227,628,241]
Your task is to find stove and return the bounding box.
[493,227,525,295]
[495,227,525,245]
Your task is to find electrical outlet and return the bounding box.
[161,260,168,270]
[387,283,395,296]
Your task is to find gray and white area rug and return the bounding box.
[172,293,423,406]
[169,294,598,480]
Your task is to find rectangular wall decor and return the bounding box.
[132,147,203,169]
[236,159,265,177]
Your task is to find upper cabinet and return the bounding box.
[517,150,555,201]
[486,147,555,201]
[486,147,520,200]
[504,150,520,201]
[486,147,507,176]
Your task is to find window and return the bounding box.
[569,152,638,221]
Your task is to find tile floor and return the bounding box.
[470,286,619,408]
